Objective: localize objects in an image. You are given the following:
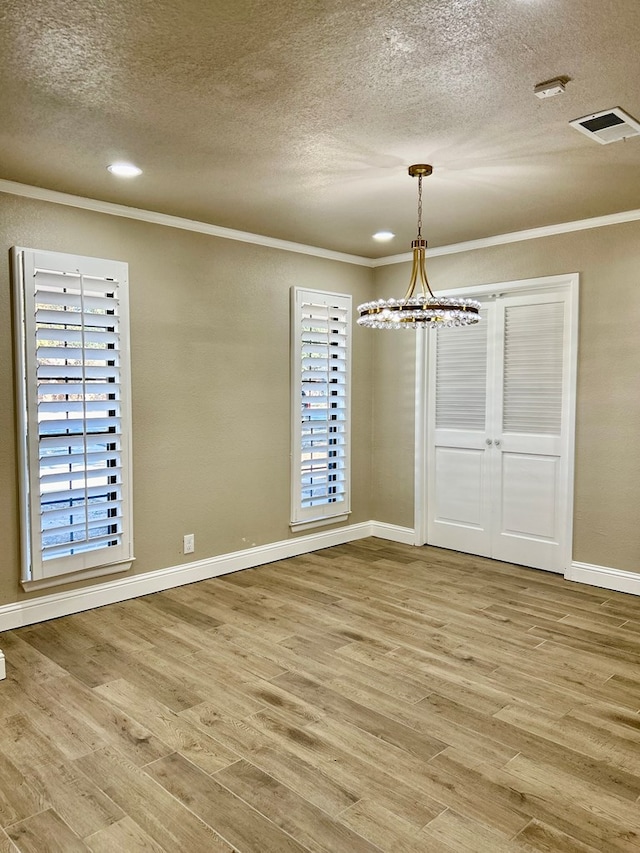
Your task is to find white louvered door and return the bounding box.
[427,285,576,573]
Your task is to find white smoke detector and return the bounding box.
[534,79,565,99]
[569,108,640,144]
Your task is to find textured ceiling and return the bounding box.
[1,0,639,257]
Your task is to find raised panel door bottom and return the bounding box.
[434,447,485,528]
[500,453,559,541]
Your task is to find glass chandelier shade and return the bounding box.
[357,165,481,329]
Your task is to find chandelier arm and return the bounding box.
[417,247,436,299]
[403,247,420,301]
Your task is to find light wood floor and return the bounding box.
[1,539,640,852]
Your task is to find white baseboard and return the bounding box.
[566,561,640,597]
[0,521,416,637]
[370,522,417,546]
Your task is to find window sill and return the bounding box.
[290,513,350,533]
[21,558,135,592]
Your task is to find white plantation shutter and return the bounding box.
[291,288,351,527]
[435,309,488,430]
[13,248,133,584]
[503,301,564,434]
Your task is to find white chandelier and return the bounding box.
[357,165,481,329]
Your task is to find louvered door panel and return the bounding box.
[503,301,564,435]
[435,310,488,431]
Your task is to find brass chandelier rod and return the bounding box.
[404,165,435,302]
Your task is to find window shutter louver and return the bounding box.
[14,249,133,584]
[435,309,488,430]
[291,289,351,526]
[503,301,564,435]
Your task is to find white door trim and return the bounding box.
[414,273,579,574]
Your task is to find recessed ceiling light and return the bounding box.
[373,230,395,241]
[107,162,142,178]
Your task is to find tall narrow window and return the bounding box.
[13,248,134,587]
[291,288,352,529]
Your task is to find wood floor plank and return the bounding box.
[93,678,240,775]
[514,818,610,852]
[567,700,640,738]
[272,671,446,762]
[503,753,640,831]
[138,590,223,631]
[421,692,640,801]
[300,714,449,824]
[495,702,640,774]
[422,809,524,852]
[526,619,640,663]
[0,633,68,685]
[83,644,204,712]
[191,704,442,828]
[32,676,172,767]
[298,668,519,767]
[7,680,107,761]
[246,708,449,827]
[14,623,110,689]
[85,816,166,853]
[0,753,47,830]
[279,634,432,704]
[338,799,450,853]
[214,759,381,853]
[63,609,155,656]
[189,625,290,679]
[0,714,71,773]
[75,747,233,852]
[335,640,511,715]
[6,808,88,853]
[22,761,124,839]
[180,705,360,815]
[480,760,640,852]
[246,744,360,816]
[0,830,19,853]
[209,622,356,692]
[145,752,310,852]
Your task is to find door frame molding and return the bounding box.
[414,273,579,572]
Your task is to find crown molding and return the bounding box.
[0,179,373,268]
[372,207,640,267]
[3,178,640,269]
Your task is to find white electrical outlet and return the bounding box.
[183,533,195,554]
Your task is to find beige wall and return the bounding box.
[0,194,374,605]
[372,220,640,573]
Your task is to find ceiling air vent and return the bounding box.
[570,107,640,144]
